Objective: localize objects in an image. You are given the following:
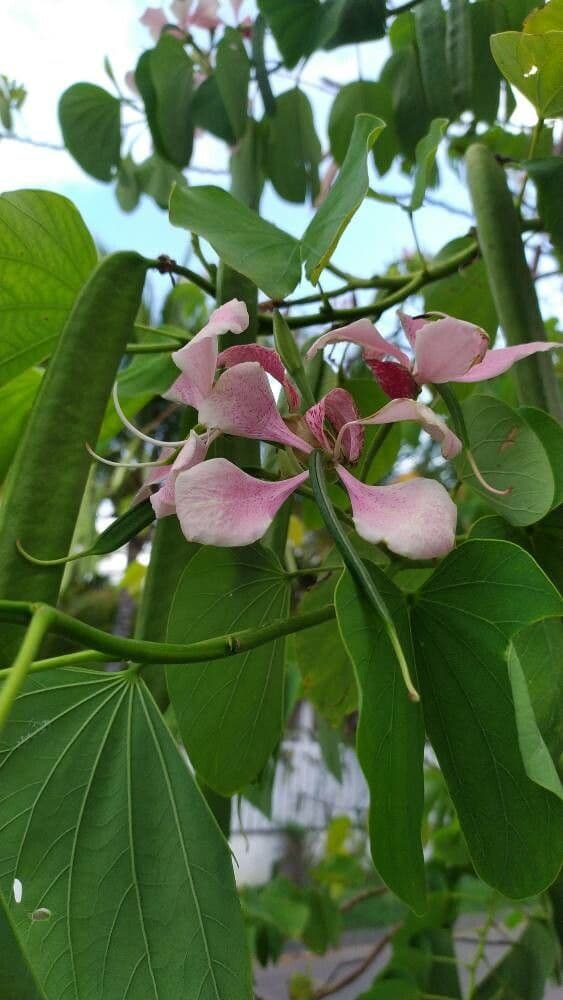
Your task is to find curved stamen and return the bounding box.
[85,442,175,470]
[112,384,189,448]
[466,450,512,496]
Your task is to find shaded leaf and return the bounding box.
[136,152,188,209]
[169,183,301,298]
[507,642,563,799]
[512,618,563,765]
[231,118,265,212]
[520,404,563,507]
[216,28,250,141]
[524,156,563,256]
[149,35,194,166]
[470,0,502,122]
[474,918,556,1000]
[0,368,42,483]
[257,0,322,68]
[415,0,455,118]
[415,540,563,898]
[446,0,473,112]
[0,891,46,999]
[381,46,431,161]
[322,0,386,49]
[263,88,321,204]
[193,74,236,144]
[58,83,121,181]
[328,80,397,175]
[410,117,448,211]
[424,237,498,338]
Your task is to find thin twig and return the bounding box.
[313,927,397,998]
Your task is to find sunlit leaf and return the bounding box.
[58,83,121,181]
[0,891,46,999]
[490,30,563,117]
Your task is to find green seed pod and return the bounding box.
[0,251,151,662]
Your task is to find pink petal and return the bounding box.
[455,342,563,383]
[305,319,410,367]
[336,398,462,460]
[366,359,419,399]
[140,7,168,39]
[175,459,308,546]
[199,362,312,452]
[397,311,428,349]
[305,388,364,463]
[413,316,489,383]
[231,0,244,17]
[217,344,300,410]
[150,432,211,518]
[164,299,249,409]
[187,0,222,28]
[337,466,457,559]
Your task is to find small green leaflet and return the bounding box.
[58,83,121,181]
[301,114,385,284]
[169,184,301,298]
[166,545,291,796]
[0,669,252,1000]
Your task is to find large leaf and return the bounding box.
[0,367,42,483]
[446,0,473,112]
[512,618,563,764]
[409,117,448,211]
[216,28,250,141]
[490,30,563,117]
[58,83,121,181]
[263,88,321,204]
[381,46,431,161]
[294,575,357,726]
[257,0,322,67]
[0,190,97,388]
[328,80,396,174]
[414,540,563,899]
[335,564,426,913]
[474,918,557,1000]
[167,545,291,796]
[507,642,563,800]
[149,35,194,167]
[470,0,502,122]
[192,75,236,145]
[458,395,555,525]
[0,891,46,999]
[301,114,385,284]
[0,669,251,999]
[415,0,455,118]
[322,0,386,49]
[424,237,498,338]
[169,184,301,298]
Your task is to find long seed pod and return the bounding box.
[0,251,151,662]
[465,144,562,420]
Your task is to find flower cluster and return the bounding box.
[140,0,248,38]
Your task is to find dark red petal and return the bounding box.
[367,359,419,400]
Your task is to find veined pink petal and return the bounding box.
[150,431,211,518]
[199,362,312,452]
[305,388,364,462]
[175,459,308,545]
[218,343,300,410]
[455,341,563,383]
[337,466,457,559]
[164,298,249,408]
[335,398,462,460]
[140,7,168,39]
[413,316,489,383]
[397,311,428,349]
[305,319,410,367]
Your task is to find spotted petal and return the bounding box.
[305,388,363,462]
[305,319,410,366]
[413,316,489,383]
[337,466,457,559]
[218,343,300,409]
[150,431,212,518]
[335,398,462,460]
[455,342,563,383]
[164,299,249,409]
[199,362,311,452]
[175,459,308,546]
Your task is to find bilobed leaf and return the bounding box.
[335,564,426,913]
[414,540,563,899]
[263,88,321,204]
[294,575,357,726]
[169,184,301,298]
[58,83,121,181]
[0,190,97,388]
[301,114,385,284]
[167,545,291,795]
[458,395,555,525]
[0,669,252,999]
[520,404,563,507]
[216,28,250,141]
[507,643,563,800]
[415,0,455,118]
[409,117,448,211]
[328,80,397,175]
[490,30,563,117]
[473,918,556,1000]
[0,891,46,999]
[0,368,42,483]
[257,0,322,67]
[424,237,498,338]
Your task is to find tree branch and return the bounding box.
[314,927,398,998]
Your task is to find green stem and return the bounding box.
[516,118,544,211]
[0,605,56,731]
[308,452,420,702]
[273,310,316,408]
[125,339,184,354]
[357,424,393,482]
[0,649,107,678]
[0,600,336,668]
[148,259,215,297]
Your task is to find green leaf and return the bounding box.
[0,669,252,999]
[322,0,386,49]
[115,154,140,212]
[295,575,357,726]
[0,189,97,388]
[257,0,322,68]
[167,545,291,795]
[446,0,473,112]
[524,0,563,34]
[149,35,194,167]
[470,0,502,122]
[169,184,301,298]
[263,88,321,204]
[0,368,42,483]
[520,404,563,507]
[328,81,397,176]
[415,0,455,118]
[216,28,250,141]
[409,117,448,211]
[58,83,121,181]
[192,75,236,144]
[301,114,385,284]
[512,619,563,765]
[0,891,46,999]
[507,642,563,799]
[252,14,276,116]
[493,0,544,32]
[136,153,188,209]
[524,156,563,256]
[230,118,265,212]
[458,395,555,525]
[381,46,432,161]
[490,30,563,118]
[316,715,343,782]
[473,918,557,1000]
[415,540,563,899]
[424,237,498,338]
[335,564,426,913]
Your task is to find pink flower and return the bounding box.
[306,311,563,399]
[140,0,221,40]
